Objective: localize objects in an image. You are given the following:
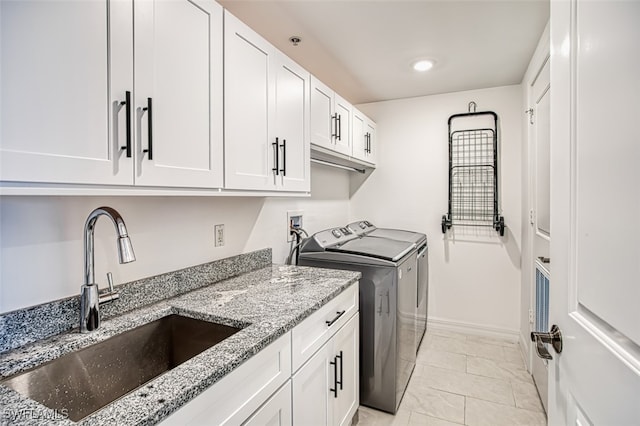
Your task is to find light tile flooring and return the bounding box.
[356,329,547,426]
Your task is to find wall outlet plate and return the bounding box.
[214,224,224,247]
[286,210,303,242]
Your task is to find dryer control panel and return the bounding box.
[346,220,376,235]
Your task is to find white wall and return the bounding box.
[0,164,350,313]
[351,85,523,335]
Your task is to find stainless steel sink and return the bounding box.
[1,314,242,421]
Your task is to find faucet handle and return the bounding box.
[99,272,120,304]
[106,272,115,293]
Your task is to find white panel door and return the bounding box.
[243,381,292,426]
[275,53,310,192]
[310,77,335,150]
[332,314,359,426]
[351,109,367,162]
[224,10,276,191]
[0,0,133,185]
[529,55,551,413]
[292,344,331,426]
[547,1,640,425]
[133,0,223,188]
[364,119,377,165]
[333,94,352,156]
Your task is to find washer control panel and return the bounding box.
[314,227,358,248]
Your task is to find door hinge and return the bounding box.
[525,108,534,125]
[529,308,534,325]
[529,209,535,225]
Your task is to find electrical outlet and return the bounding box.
[286,210,303,242]
[214,224,224,247]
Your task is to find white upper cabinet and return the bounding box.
[333,94,352,156]
[0,0,223,188]
[310,77,352,157]
[133,0,224,188]
[352,108,376,165]
[364,117,377,164]
[0,0,133,185]
[224,11,309,192]
[275,54,311,192]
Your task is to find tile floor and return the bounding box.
[356,329,547,426]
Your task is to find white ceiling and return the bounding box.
[219,0,549,105]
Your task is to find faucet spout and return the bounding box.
[84,207,136,286]
[81,207,136,333]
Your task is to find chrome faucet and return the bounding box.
[80,207,136,333]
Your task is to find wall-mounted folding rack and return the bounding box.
[442,102,505,236]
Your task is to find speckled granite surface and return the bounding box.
[0,249,272,354]
[0,261,360,425]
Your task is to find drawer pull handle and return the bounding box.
[326,310,346,327]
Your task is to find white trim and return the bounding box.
[427,317,519,343]
[520,331,533,372]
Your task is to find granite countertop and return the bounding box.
[0,264,360,425]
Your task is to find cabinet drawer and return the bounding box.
[292,283,358,372]
[161,332,291,425]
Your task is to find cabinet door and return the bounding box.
[244,381,292,426]
[275,54,310,192]
[310,77,335,150]
[333,94,352,156]
[134,0,223,188]
[332,314,359,426]
[0,0,133,185]
[224,11,276,190]
[351,109,367,162]
[364,120,377,165]
[292,344,331,426]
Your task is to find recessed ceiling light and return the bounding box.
[413,59,434,72]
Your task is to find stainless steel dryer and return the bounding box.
[298,227,418,414]
[347,221,429,351]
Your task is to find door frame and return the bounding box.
[522,22,550,373]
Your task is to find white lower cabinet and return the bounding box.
[293,313,359,426]
[161,283,359,426]
[160,332,291,425]
[244,381,292,426]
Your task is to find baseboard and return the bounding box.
[427,317,520,343]
[520,331,532,372]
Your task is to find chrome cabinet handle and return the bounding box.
[326,310,345,326]
[531,324,563,360]
[386,289,390,314]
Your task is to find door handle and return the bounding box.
[329,356,338,398]
[279,139,286,176]
[142,97,153,160]
[531,324,563,360]
[538,256,550,264]
[336,350,343,390]
[331,114,338,140]
[272,138,279,175]
[120,91,132,158]
[386,289,390,314]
